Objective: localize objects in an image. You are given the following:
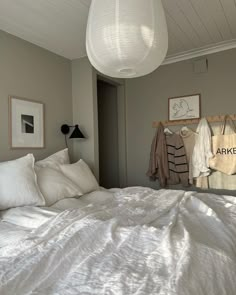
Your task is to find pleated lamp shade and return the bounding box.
[86,0,168,78]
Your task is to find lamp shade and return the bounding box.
[69,125,85,139]
[86,0,168,78]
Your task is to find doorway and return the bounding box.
[97,79,120,188]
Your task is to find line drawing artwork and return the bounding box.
[172,99,195,119]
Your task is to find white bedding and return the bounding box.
[0,190,114,228]
[0,222,30,248]
[0,206,60,229]
[51,189,114,210]
[0,206,60,248]
[0,190,114,246]
[0,187,236,294]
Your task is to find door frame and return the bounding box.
[94,73,127,187]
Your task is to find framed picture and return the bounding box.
[9,96,45,148]
[168,94,201,121]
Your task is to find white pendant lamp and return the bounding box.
[86,0,168,78]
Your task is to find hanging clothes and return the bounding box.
[179,127,196,184]
[165,133,189,186]
[146,123,169,187]
[192,118,213,178]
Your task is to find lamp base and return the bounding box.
[61,124,70,135]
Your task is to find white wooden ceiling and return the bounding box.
[0,0,236,63]
[164,0,236,63]
[0,0,91,59]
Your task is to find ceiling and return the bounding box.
[0,0,236,64]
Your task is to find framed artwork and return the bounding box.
[9,96,45,148]
[168,94,201,121]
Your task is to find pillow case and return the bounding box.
[36,148,70,169]
[0,154,45,210]
[60,159,99,194]
[35,166,83,206]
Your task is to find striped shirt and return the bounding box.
[165,133,189,186]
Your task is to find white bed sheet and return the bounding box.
[51,189,114,210]
[0,187,236,294]
[0,190,114,228]
[0,190,114,247]
[0,206,60,229]
[0,222,30,248]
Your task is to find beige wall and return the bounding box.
[72,57,127,184]
[0,30,72,162]
[72,57,99,177]
[125,49,236,189]
[3,27,235,193]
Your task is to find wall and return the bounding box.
[1,29,235,193]
[72,57,99,177]
[125,48,236,190]
[0,30,72,161]
[72,57,127,185]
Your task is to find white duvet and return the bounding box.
[0,187,236,295]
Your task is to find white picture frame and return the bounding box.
[9,96,45,148]
[168,94,201,121]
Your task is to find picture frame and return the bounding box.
[9,96,45,149]
[168,94,201,121]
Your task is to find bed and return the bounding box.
[0,150,236,294]
[1,187,236,295]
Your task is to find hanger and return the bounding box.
[164,127,173,135]
[181,126,189,132]
[180,125,196,137]
[180,126,190,135]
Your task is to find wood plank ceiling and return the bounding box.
[164,0,236,57]
[0,0,236,63]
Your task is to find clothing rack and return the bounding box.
[152,114,236,128]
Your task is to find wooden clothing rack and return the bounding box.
[152,114,236,128]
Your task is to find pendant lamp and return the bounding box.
[86,0,168,78]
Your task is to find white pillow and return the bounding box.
[36,148,70,169]
[35,166,83,206]
[60,159,99,194]
[0,154,45,210]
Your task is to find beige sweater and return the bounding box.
[179,128,196,184]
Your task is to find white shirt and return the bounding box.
[192,118,213,178]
